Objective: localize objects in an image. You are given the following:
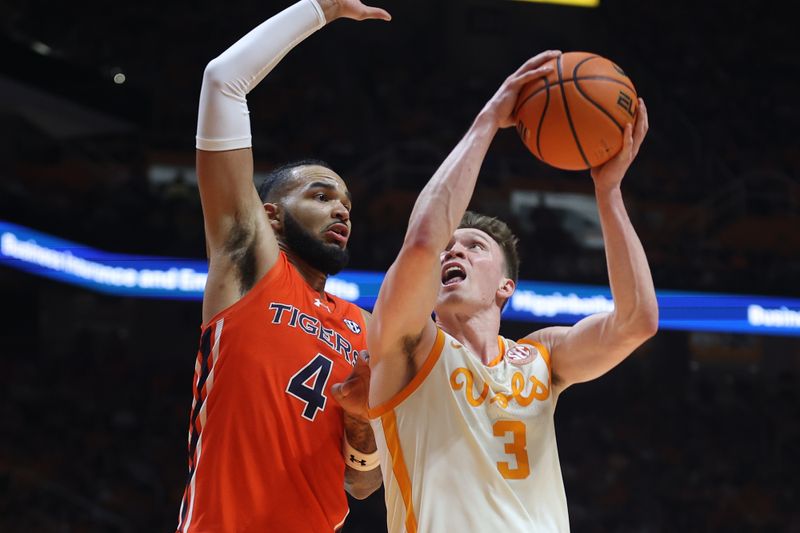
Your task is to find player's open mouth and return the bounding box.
[441,262,466,286]
[324,223,349,247]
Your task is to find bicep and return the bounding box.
[531,312,646,391]
[367,246,441,407]
[197,148,280,322]
[196,148,277,257]
[367,245,441,360]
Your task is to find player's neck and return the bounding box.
[282,246,328,296]
[437,306,502,365]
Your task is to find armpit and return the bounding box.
[401,330,425,360]
[224,223,258,294]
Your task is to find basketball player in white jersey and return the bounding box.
[365,51,657,532]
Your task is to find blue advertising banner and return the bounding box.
[2,220,799,337]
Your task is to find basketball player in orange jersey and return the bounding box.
[176,1,390,532]
[365,52,658,531]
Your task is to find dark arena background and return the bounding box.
[1,0,799,531]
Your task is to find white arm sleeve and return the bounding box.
[196,0,326,151]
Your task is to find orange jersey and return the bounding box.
[177,252,367,533]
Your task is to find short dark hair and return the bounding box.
[458,211,520,285]
[257,158,332,203]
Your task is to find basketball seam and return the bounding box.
[517,76,635,110]
[573,55,598,71]
[572,55,636,93]
[573,80,625,133]
[573,56,626,133]
[558,55,591,169]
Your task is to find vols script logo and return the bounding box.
[505,344,537,366]
[343,319,361,334]
[451,366,550,408]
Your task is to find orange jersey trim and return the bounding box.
[486,336,506,367]
[367,328,445,419]
[380,410,418,533]
[516,338,552,383]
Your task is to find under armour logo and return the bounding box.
[349,455,367,466]
[344,319,361,334]
[314,298,331,312]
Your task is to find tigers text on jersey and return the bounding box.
[369,328,569,533]
[177,252,367,533]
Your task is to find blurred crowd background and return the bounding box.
[1,0,798,531]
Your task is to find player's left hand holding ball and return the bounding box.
[591,98,649,191]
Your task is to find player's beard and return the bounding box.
[282,210,350,275]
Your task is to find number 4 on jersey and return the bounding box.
[286,354,334,421]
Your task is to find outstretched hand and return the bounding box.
[482,50,561,129]
[319,0,391,23]
[331,350,372,421]
[590,98,649,191]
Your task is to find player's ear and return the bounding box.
[497,277,515,301]
[264,202,282,231]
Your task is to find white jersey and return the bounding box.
[369,328,569,533]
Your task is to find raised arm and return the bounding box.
[368,52,559,404]
[196,0,390,324]
[523,100,658,392]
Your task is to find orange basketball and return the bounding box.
[514,52,638,171]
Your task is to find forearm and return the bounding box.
[405,111,499,251]
[343,414,381,499]
[367,112,499,345]
[344,413,376,453]
[596,186,658,333]
[196,0,326,151]
[402,50,556,245]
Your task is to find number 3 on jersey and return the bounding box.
[286,354,333,421]
[493,420,530,479]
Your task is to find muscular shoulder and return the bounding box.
[518,326,569,386]
[519,326,567,352]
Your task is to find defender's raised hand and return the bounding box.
[318,0,391,23]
